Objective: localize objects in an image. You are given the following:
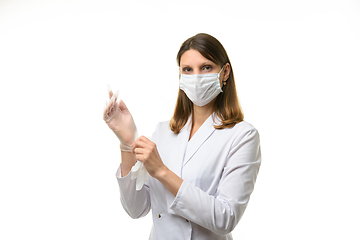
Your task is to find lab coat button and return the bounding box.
[158,214,161,218]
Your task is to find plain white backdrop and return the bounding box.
[1,0,359,239]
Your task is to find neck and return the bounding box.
[192,101,215,128]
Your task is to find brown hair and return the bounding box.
[169,33,244,134]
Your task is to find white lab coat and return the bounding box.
[116,113,261,239]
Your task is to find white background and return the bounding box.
[1,0,359,239]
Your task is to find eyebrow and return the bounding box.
[180,61,214,67]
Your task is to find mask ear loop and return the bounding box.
[218,65,226,87]
[218,65,225,75]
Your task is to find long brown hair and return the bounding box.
[169,33,244,134]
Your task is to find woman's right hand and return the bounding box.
[103,88,137,146]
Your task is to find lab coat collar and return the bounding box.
[183,112,219,166]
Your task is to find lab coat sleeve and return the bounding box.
[115,123,161,219]
[170,128,261,235]
[116,166,151,219]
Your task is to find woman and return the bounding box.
[103,33,261,239]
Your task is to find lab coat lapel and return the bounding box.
[183,113,217,166]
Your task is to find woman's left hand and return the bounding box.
[132,136,167,179]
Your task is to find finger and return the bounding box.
[138,135,154,145]
[133,135,153,146]
[118,99,128,111]
[107,84,113,99]
[134,147,146,155]
[104,99,115,113]
[132,140,150,152]
[110,90,119,105]
[132,138,152,153]
[104,99,111,111]
[134,153,145,162]
[103,100,110,114]
[110,90,119,103]
[103,101,118,121]
[113,90,119,100]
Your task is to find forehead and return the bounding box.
[180,49,213,66]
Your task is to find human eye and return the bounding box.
[182,67,192,74]
[202,65,212,72]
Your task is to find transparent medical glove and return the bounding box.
[103,85,149,190]
[103,85,137,146]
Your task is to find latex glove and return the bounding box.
[131,161,149,190]
[103,85,137,146]
[120,130,149,191]
[103,85,149,190]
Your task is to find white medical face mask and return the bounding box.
[179,66,224,107]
